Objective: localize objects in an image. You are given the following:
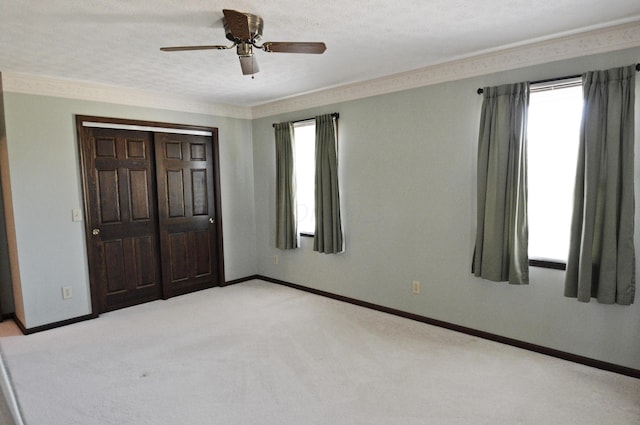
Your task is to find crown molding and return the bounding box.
[252,20,640,119]
[2,20,639,121]
[0,73,253,120]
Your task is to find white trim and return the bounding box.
[530,77,582,92]
[252,20,640,118]
[82,121,212,137]
[1,73,253,120]
[292,119,315,128]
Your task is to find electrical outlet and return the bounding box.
[62,286,73,300]
[274,255,279,265]
[412,280,421,294]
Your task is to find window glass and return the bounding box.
[527,82,582,263]
[293,121,315,235]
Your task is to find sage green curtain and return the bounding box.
[473,83,530,284]
[275,122,298,250]
[564,65,636,305]
[314,114,343,254]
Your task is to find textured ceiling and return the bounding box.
[1,0,640,107]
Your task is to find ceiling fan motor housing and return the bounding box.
[224,12,264,43]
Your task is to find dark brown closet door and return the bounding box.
[154,133,220,297]
[82,127,162,313]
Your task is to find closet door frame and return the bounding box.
[76,115,225,316]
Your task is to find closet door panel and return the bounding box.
[155,133,220,297]
[81,127,162,313]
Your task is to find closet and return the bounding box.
[76,116,224,314]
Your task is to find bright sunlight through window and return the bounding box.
[294,121,316,235]
[527,81,583,263]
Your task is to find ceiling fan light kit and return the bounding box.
[160,9,327,76]
[239,52,259,75]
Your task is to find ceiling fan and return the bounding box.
[160,9,327,76]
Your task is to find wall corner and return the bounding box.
[0,73,25,324]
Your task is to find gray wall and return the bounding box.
[1,93,257,328]
[2,46,639,370]
[251,47,640,370]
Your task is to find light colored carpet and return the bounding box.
[0,351,20,425]
[0,279,638,425]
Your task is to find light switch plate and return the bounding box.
[62,286,73,299]
[72,208,83,222]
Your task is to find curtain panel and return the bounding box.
[275,122,298,250]
[565,65,636,305]
[473,82,530,284]
[314,114,344,254]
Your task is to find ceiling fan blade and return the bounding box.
[160,45,231,51]
[261,42,326,54]
[223,9,252,41]
[239,55,260,75]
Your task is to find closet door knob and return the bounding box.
[92,228,101,236]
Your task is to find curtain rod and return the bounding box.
[272,112,339,128]
[476,63,640,95]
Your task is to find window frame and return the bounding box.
[527,77,582,271]
[293,119,316,238]
[529,259,566,270]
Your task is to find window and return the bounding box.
[293,120,315,236]
[527,80,583,266]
